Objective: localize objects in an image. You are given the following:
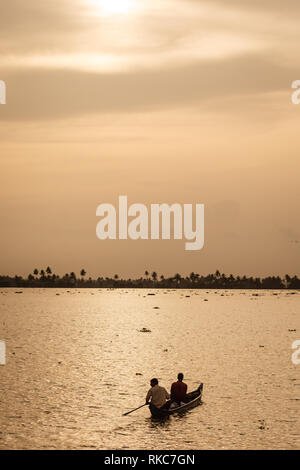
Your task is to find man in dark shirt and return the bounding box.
[171,373,187,405]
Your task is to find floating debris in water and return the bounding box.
[288,329,296,332]
[258,419,268,430]
[153,307,160,309]
[138,327,151,333]
[15,291,23,294]
[136,372,143,376]
[147,293,155,296]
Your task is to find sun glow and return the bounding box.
[97,0,134,16]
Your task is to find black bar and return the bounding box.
[0,449,298,466]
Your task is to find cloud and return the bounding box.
[0,52,296,121]
[0,0,298,121]
[211,0,300,14]
[0,0,273,67]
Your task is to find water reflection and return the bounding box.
[0,288,299,449]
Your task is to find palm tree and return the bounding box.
[144,270,149,278]
[33,268,39,277]
[152,272,157,282]
[80,269,86,278]
[290,276,300,289]
[46,266,52,275]
[114,274,119,280]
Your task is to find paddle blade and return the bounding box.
[123,403,147,416]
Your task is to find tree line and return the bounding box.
[0,268,299,289]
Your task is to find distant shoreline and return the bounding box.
[2,286,300,291]
[1,269,299,289]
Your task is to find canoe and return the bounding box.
[149,383,203,418]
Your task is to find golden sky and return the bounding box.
[0,0,299,278]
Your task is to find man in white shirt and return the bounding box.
[146,378,170,408]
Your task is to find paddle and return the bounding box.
[123,403,148,416]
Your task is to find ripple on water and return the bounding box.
[0,288,299,449]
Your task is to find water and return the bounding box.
[0,288,299,449]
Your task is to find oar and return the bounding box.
[123,403,148,416]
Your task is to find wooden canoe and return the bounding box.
[149,383,203,418]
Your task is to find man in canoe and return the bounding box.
[170,373,187,406]
[146,378,170,408]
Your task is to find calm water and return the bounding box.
[0,288,299,450]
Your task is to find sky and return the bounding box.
[0,0,299,279]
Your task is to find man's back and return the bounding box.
[146,384,170,408]
[171,380,187,402]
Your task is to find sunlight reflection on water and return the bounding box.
[0,288,299,449]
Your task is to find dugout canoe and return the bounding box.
[149,383,203,418]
